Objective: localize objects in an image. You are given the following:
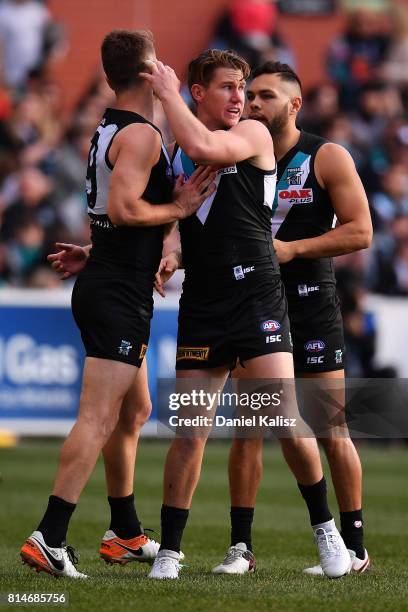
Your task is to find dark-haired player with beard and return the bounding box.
[19,29,213,579]
[214,62,372,575]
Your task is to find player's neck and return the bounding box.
[114,88,154,122]
[274,126,301,161]
[196,109,222,131]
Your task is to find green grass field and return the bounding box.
[0,440,407,612]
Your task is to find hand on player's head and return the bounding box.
[139,60,180,100]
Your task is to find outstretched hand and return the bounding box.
[47,243,89,279]
[154,251,181,298]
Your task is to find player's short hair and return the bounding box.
[101,29,154,92]
[251,61,302,93]
[188,49,250,92]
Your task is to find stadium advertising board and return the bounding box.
[0,290,179,434]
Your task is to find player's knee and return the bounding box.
[174,436,207,457]
[120,400,152,434]
[77,410,119,442]
[319,436,353,457]
[231,437,263,461]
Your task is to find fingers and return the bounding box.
[200,182,216,200]
[139,72,154,82]
[189,165,212,182]
[47,252,59,262]
[55,243,74,251]
[174,175,185,189]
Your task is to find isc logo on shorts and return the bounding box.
[266,335,282,343]
[176,346,210,361]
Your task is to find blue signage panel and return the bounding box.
[0,301,179,425]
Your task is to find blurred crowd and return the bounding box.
[0,1,407,313]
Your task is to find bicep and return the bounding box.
[108,129,161,211]
[319,147,370,224]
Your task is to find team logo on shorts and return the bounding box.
[335,349,343,364]
[304,340,325,353]
[139,344,148,359]
[118,340,133,356]
[261,320,281,333]
[176,346,210,361]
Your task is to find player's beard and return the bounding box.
[268,103,290,137]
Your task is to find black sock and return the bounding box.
[230,507,254,551]
[108,494,143,539]
[298,477,332,526]
[340,509,365,559]
[36,495,76,548]
[159,504,189,553]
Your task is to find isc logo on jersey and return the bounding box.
[278,188,313,205]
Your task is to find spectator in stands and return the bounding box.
[379,3,408,104]
[212,0,295,68]
[371,163,408,231]
[327,7,391,108]
[300,82,340,136]
[336,267,397,376]
[0,0,63,92]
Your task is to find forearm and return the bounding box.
[161,92,213,160]
[110,199,182,227]
[290,222,372,259]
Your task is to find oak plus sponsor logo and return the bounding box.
[216,164,237,176]
[278,188,313,205]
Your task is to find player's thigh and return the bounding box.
[78,356,140,423]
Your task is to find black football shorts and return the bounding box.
[71,272,152,367]
[176,271,292,370]
[286,284,345,374]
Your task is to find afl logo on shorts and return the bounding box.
[261,320,281,333]
[304,340,325,353]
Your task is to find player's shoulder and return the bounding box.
[315,141,355,168]
[114,121,161,156]
[232,118,272,140]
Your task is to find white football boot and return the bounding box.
[212,542,256,574]
[148,549,182,579]
[21,531,87,579]
[312,519,352,578]
[303,548,370,575]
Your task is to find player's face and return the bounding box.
[246,73,293,136]
[199,67,246,129]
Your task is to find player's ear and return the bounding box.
[191,84,205,103]
[290,96,302,115]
